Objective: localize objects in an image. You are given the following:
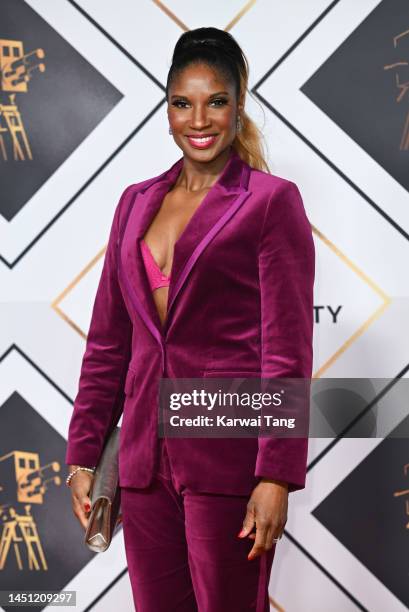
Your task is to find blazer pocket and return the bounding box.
[124,368,136,396]
[203,370,261,378]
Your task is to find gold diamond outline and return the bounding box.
[311,225,391,379]
[152,0,257,31]
[51,246,106,339]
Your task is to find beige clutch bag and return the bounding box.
[84,426,122,553]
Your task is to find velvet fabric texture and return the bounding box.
[121,438,275,611]
[65,145,315,495]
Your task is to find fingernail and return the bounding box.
[84,503,90,512]
[237,529,246,537]
[247,553,254,560]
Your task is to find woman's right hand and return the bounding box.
[68,465,94,531]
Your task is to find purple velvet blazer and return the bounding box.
[65,146,315,495]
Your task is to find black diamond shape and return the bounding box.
[312,413,409,608]
[301,0,409,192]
[0,0,123,221]
[0,391,111,611]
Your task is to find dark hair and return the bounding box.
[166,27,269,172]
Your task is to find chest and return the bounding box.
[142,188,210,275]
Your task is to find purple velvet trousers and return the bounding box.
[120,438,276,611]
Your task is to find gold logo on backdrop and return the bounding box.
[0,450,61,570]
[384,29,409,150]
[393,462,409,529]
[0,39,46,161]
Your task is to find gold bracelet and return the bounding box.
[66,466,95,487]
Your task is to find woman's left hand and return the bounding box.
[238,478,289,560]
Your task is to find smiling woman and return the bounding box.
[66,25,315,612]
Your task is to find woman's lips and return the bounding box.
[186,135,218,149]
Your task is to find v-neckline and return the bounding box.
[140,192,205,333]
[138,147,240,333]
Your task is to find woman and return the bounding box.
[65,27,315,611]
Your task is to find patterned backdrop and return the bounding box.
[1,1,408,610]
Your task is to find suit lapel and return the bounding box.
[119,146,252,347]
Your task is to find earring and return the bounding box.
[236,116,242,132]
[168,125,173,135]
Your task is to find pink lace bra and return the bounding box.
[140,239,171,291]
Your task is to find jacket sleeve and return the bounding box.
[255,180,315,492]
[65,185,135,468]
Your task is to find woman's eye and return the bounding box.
[172,100,189,108]
[210,98,228,106]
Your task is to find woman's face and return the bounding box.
[167,62,242,163]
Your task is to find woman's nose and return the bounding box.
[190,106,210,129]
